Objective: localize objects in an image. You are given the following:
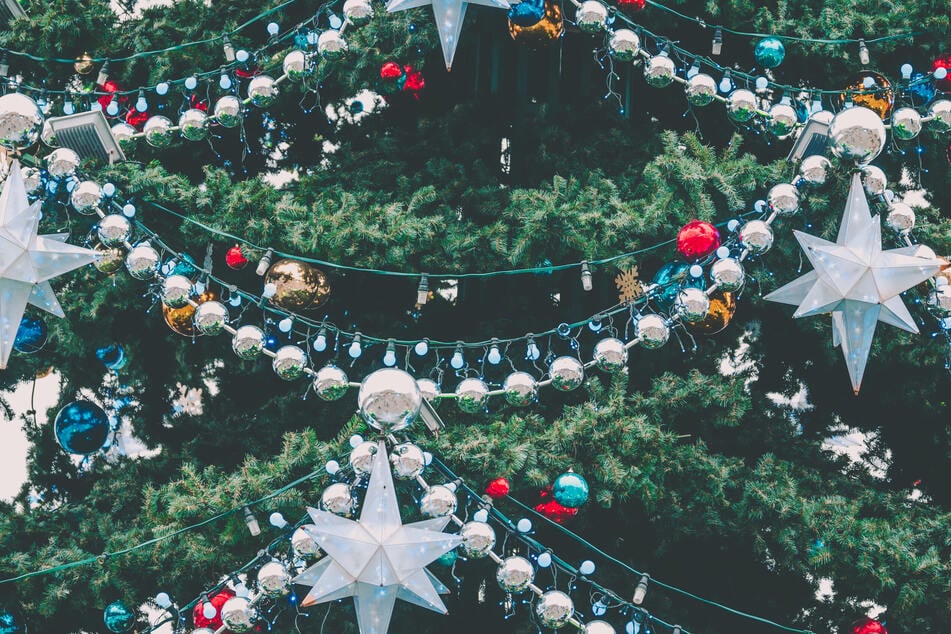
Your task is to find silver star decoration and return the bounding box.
[765,173,943,393]
[294,441,462,634]
[0,162,98,368]
[386,0,510,70]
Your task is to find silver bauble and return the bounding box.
[273,345,307,380]
[248,75,277,108]
[459,521,496,558]
[313,364,349,401]
[292,524,321,558]
[767,183,799,215]
[711,257,745,291]
[349,442,377,476]
[503,371,537,406]
[282,50,308,81]
[891,106,922,140]
[321,482,354,515]
[496,556,534,593]
[143,115,174,148]
[342,0,374,26]
[94,246,125,274]
[928,286,951,317]
[22,166,42,194]
[220,597,255,633]
[390,442,426,479]
[927,99,951,132]
[194,301,228,336]
[455,377,489,413]
[585,621,616,634]
[767,103,797,138]
[535,590,574,629]
[40,120,56,148]
[798,155,831,186]
[685,73,717,107]
[644,54,676,88]
[635,314,669,349]
[861,165,887,197]
[885,202,915,233]
[97,214,131,247]
[576,1,608,33]
[162,275,194,309]
[358,368,422,432]
[191,629,215,634]
[549,356,584,392]
[178,108,208,141]
[739,219,774,255]
[726,89,757,123]
[608,29,640,63]
[232,325,265,360]
[46,147,80,178]
[111,122,137,149]
[317,31,348,59]
[810,109,834,124]
[420,484,457,518]
[828,106,886,165]
[125,244,160,280]
[674,287,711,324]
[417,378,440,405]
[256,561,290,597]
[70,180,102,214]
[213,95,242,128]
[593,337,627,372]
[0,93,43,150]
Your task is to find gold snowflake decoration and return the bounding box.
[616,266,644,304]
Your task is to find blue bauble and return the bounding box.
[754,37,785,69]
[13,317,47,354]
[0,608,25,634]
[651,262,704,312]
[170,253,198,277]
[264,333,280,351]
[54,400,110,455]
[508,0,545,27]
[552,472,589,508]
[103,601,136,633]
[95,343,127,371]
[905,72,936,106]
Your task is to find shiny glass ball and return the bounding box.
[829,106,886,165]
[342,0,374,26]
[232,325,265,360]
[21,166,42,193]
[94,244,125,274]
[321,482,354,515]
[739,219,774,255]
[754,37,785,68]
[125,244,160,280]
[840,71,894,119]
[358,368,422,432]
[644,55,675,87]
[767,183,799,215]
[248,75,277,108]
[143,115,174,148]
[213,95,242,128]
[711,257,745,292]
[317,31,348,59]
[46,147,80,178]
[460,521,496,558]
[220,597,255,633]
[194,301,228,336]
[891,107,922,140]
[593,337,627,372]
[162,274,193,308]
[256,561,290,598]
[928,99,951,132]
[0,93,44,150]
[503,371,537,406]
[97,214,131,247]
[861,165,887,196]
[178,108,208,141]
[111,123,137,149]
[71,180,102,214]
[576,1,608,33]
[685,73,717,107]
[885,202,915,233]
[585,621,616,634]
[608,29,640,62]
[390,442,426,479]
[349,442,377,476]
[417,378,440,405]
[496,556,534,593]
[455,377,489,413]
[273,345,307,380]
[726,89,757,122]
[674,287,711,324]
[797,155,830,186]
[553,471,589,507]
[13,316,47,354]
[54,400,109,455]
[313,364,349,401]
[928,286,951,317]
[420,484,457,517]
[282,50,308,81]
[535,590,574,629]
[768,103,797,137]
[548,356,583,391]
[292,524,321,558]
[635,314,669,349]
[103,600,136,633]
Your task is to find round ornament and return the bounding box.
[163,304,197,337]
[644,54,676,87]
[420,484,457,517]
[192,588,234,630]
[194,301,228,336]
[143,115,174,148]
[674,287,711,323]
[455,377,489,413]
[828,106,886,165]
[213,95,242,128]
[891,107,922,140]
[349,442,377,476]
[317,31,348,59]
[849,617,887,634]
[549,356,584,391]
[676,220,720,260]
[264,259,331,311]
[358,368,422,432]
[685,73,717,107]
[840,71,893,119]
[95,244,125,274]
[861,165,887,197]
[322,482,355,515]
[178,109,208,141]
[0,93,43,150]
[485,477,510,499]
[934,53,951,91]
[272,345,307,380]
[293,524,321,558]
[503,371,538,406]
[508,0,563,44]
[71,180,102,214]
[552,471,589,508]
[232,325,265,360]
[535,498,578,523]
[726,89,758,122]
[768,103,797,137]
[459,521,496,558]
[21,166,42,193]
[54,400,109,455]
[436,549,457,567]
[390,442,426,479]
[651,261,703,310]
[576,1,608,33]
[111,123,137,149]
[225,245,249,270]
[754,37,785,68]
[535,590,574,629]
[608,29,640,62]
[162,275,193,308]
[417,378,440,404]
[927,99,951,131]
[126,244,160,280]
[257,561,290,597]
[248,75,277,108]
[46,147,80,178]
[739,220,774,255]
[585,622,616,634]
[282,50,308,81]
[508,0,544,26]
[13,316,47,354]
[496,556,534,592]
[685,290,735,335]
[927,285,951,317]
[618,0,645,8]
[343,0,374,25]
[97,214,131,247]
[103,601,136,633]
[767,183,799,215]
[220,597,255,633]
[74,52,94,75]
[593,337,627,372]
[313,365,349,401]
[711,257,745,291]
[635,314,669,348]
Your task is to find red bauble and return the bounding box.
[485,477,510,499]
[190,94,209,112]
[535,499,578,524]
[676,220,721,260]
[848,617,887,634]
[380,61,403,80]
[225,244,249,270]
[618,0,646,9]
[933,53,951,92]
[125,109,149,129]
[402,65,425,93]
[192,588,235,629]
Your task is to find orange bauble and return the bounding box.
[685,291,736,335]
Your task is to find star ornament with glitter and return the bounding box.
[294,442,462,634]
[765,173,943,393]
[386,0,509,70]
[0,162,98,368]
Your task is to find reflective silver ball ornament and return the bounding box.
[317,31,348,59]
[417,378,440,405]
[248,75,277,108]
[358,368,422,432]
[95,247,125,274]
[635,314,670,349]
[535,590,574,629]
[585,621,616,634]
[767,103,797,137]
[342,0,374,26]
[644,55,676,87]
[21,166,42,193]
[459,521,496,558]
[194,301,228,336]
[549,356,584,391]
[349,442,377,476]
[321,482,355,515]
[0,93,44,150]
[593,337,627,372]
[162,275,193,308]
[125,244,160,280]
[767,183,799,215]
[885,202,915,233]
[71,180,102,214]
[46,147,80,178]
[282,50,308,81]
[711,257,745,291]
[927,99,951,132]
[97,214,131,247]
[455,377,489,413]
[674,287,711,324]
[390,442,425,479]
[144,115,174,148]
[726,89,757,123]
[861,165,887,197]
[178,109,208,141]
[256,561,290,598]
[232,325,265,360]
[928,286,951,317]
[111,123,137,149]
[576,1,608,33]
[313,364,349,401]
[420,484,457,518]
[685,73,717,107]
[608,29,640,63]
[739,219,774,255]
[503,371,537,406]
[272,345,307,380]
[891,106,922,140]
[292,525,321,558]
[213,95,242,128]
[496,556,534,593]
[828,106,886,165]
[220,597,255,633]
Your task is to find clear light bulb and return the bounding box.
[487,344,501,365]
[122,203,136,217]
[935,67,948,80]
[325,460,340,474]
[348,336,362,358]
[313,329,327,352]
[135,92,147,112]
[267,21,280,35]
[269,512,287,528]
[900,63,913,80]
[228,295,241,307]
[349,434,363,448]
[106,100,119,116]
[193,280,206,294]
[236,50,250,63]
[517,518,532,533]
[154,593,172,608]
[102,183,116,197]
[414,339,429,356]
[579,560,596,575]
[473,509,489,522]
[719,77,733,93]
[383,341,397,367]
[537,552,552,567]
[450,347,464,369]
[202,602,217,619]
[219,73,233,90]
[184,76,198,90]
[526,340,540,361]
[755,76,769,90]
[63,100,75,115]
[156,82,169,95]
[278,318,293,332]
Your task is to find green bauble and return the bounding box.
[552,472,589,508]
[103,601,136,633]
[754,37,785,69]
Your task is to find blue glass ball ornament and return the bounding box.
[348,100,364,115]
[436,548,458,566]
[905,72,936,106]
[264,333,280,351]
[0,607,25,633]
[54,400,110,455]
[103,601,136,633]
[754,37,785,69]
[552,471,589,508]
[96,343,127,371]
[170,253,198,277]
[508,0,545,27]
[651,261,704,312]
[13,316,47,354]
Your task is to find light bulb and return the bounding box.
[719,76,733,93]
[526,339,540,361]
[711,26,723,56]
[234,583,250,598]
[193,281,206,294]
[106,100,119,116]
[328,14,343,29]
[632,574,650,604]
[243,506,261,536]
[900,63,913,80]
[219,72,233,90]
[414,339,429,356]
[349,434,364,448]
[256,249,273,276]
[810,98,824,113]
[416,274,430,305]
[184,76,198,91]
[135,91,147,112]
[487,342,502,365]
[156,82,169,95]
[686,62,700,79]
[154,593,172,608]
[755,76,769,90]
[202,602,217,619]
[935,67,948,80]
[269,512,288,528]
[122,203,136,217]
[348,335,362,358]
[726,218,740,232]
[262,282,277,298]
[236,49,250,63]
[102,183,116,197]
[423,451,433,465]
[592,599,607,616]
[858,39,870,66]
[313,328,327,352]
[689,264,703,278]
[228,295,241,307]
[325,460,340,474]
[716,246,730,259]
[383,340,397,366]
[63,100,75,115]
[537,552,552,567]
[580,261,593,291]
[516,518,532,533]
[579,560,596,575]
[450,345,464,369]
[473,509,489,522]
[278,317,293,332]
[267,21,280,35]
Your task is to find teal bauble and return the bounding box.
[436,548,458,566]
[170,253,198,277]
[754,37,785,69]
[54,400,110,455]
[103,601,136,633]
[0,607,25,633]
[552,472,589,508]
[651,262,704,312]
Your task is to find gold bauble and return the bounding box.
[685,291,736,335]
[162,291,216,337]
[839,71,893,119]
[93,243,126,275]
[264,259,331,311]
[74,52,94,75]
[509,0,564,45]
[36,366,55,379]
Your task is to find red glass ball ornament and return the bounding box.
[534,499,578,524]
[225,244,249,270]
[618,0,646,9]
[485,477,510,499]
[190,94,209,112]
[192,588,235,629]
[676,220,721,260]
[380,61,403,81]
[848,617,887,634]
[125,109,149,129]
[933,53,951,92]
[402,65,425,93]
